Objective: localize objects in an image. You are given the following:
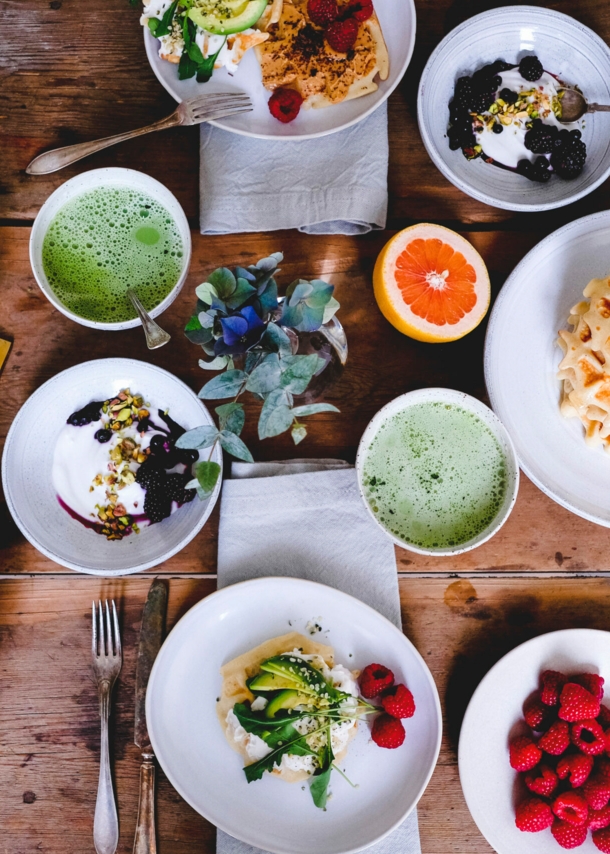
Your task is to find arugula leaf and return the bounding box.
[244,725,316,783]
[148,0,178,38]
[196,38,226,83]
[183,16,204,62]
[310,726,334,810]
[178,49,199,80]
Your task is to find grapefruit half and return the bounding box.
[373,224,491,343]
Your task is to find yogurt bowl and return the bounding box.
[30,167,191,331]
[356,388,519,556]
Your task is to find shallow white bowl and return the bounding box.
[485,209,610,527]
[143,0,416,140]
[418,6,610,212]
[459,629,610,854]
[1,358,221,575]
[30,168,191,330]
[355,388,519,556]
[146,576,442,854]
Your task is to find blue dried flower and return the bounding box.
[215,305,265,355]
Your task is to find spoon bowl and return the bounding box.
[559,87,610,123]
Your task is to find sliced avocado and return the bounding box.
[248,671,311,693]
[265,690,314,719]
[188,0,268,35]
[259,655,329,697]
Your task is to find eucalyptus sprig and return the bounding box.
[179,253,342,501]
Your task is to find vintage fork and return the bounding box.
[91,601,123,854]
[25,92,253,175]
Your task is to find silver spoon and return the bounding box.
[127,289,171,350]
[558,88,610,123]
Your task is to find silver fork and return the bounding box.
[91,601,123,854]
[26,93,253,175]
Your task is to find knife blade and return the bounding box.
[133,578,168,854]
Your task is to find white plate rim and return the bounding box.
[146,575,443,854]
[484,208,610,528]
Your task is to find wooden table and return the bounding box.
[2,1,610,852]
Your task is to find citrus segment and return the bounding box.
[373,224,490,343]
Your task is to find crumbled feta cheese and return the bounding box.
[226,709,271,761]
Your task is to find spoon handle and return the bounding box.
[127,290,171,350]
[588,103,610,113]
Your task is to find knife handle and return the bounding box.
[133,754,157,854]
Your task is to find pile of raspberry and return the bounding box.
[512,669,610,850]
[358,663,416,749]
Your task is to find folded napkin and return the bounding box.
[216,459,421,854]
[200,102,388,236]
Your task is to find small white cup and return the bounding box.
[29,167,191,331]
[356,388,520,556]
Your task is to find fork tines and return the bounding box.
[186,92,252,109]
[91,600,122,659]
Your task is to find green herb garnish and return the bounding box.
[148,0,179,37]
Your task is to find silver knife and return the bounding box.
[133,579,168,854]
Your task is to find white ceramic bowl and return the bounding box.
[459,629,610,854]
[417,6,610,212]
[1,358,222,575]
[30,167,191,330]
[143,0,416,140]
[146,576,442,854]
[355,388,519,556]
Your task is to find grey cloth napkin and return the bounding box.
[200,103,388,235]
[216,459,421,854]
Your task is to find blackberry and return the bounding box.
[571,129,582,140]
[67,401,104,427]
[519,55,543,82]
[492,122,503,134]
[471,89,496,113]
[448,117,475,150]
[452,76,474,111]
[517,156,551,183]
[177,448,199,465]
[149,434,171,455]
[144,489,172,524]
[550,136,587,179]
[181,488,196,504]
[94,428,112,444]
[524,120,557,154]
[499,88,518,105]
[166,473,189,502]
[135,461,165,488]
[491,59,514,73]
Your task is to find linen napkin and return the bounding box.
[216,459,421,854]
[200,102,388,236]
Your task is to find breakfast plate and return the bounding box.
[485,209,610,527]
[143,0,416,140]
[459,628,610,854]
[1,358,222,575]
[146,576,442,854]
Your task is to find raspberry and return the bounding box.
[584,775,610,810]
[553,791,589,825]
[345,0,373,20]
[381,684,415,719]
[597,758,610,781]
[524,694,553,731]
[574,674,605,702]
[541,670,568,706]
[510,735,542,771]
[325,17,359,52]
[371,714,405,749]
[539,721,571,756]
[599,706,610,728]
[519,55,544,82]
[307,0,338,25]
[515,797,554,832]
[594,827,610,852]
[525,764,558,797]
[268,88,303,124]
[359,664,394,699]
[557,754,594,788]
[560,683,601,722]
[589,805,610,831]
[551,818,588,848]
[572,720,607,755]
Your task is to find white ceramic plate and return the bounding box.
[143,0,416,140]
[146,577,442,854]
[418,6,610,211]
[1,358,222,575]
[459,629,610,854]
[485,210,610,527]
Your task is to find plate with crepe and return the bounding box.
[142,0,415,139]
[146,577,442,854]
[484,210,610,526]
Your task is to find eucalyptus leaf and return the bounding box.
[197,311,214,328]
[298,304,325,332]
[219,430,254,463]
[256,278,278,313]
[199,369,247,399]
[208,267,237,299]
[288,282,314,303]
[195,281,219,304]
[256,252,283,272]
[322,295,340,324]
[225,277,257,310]
[235,266,257,282]
[185,323,213,345]
[201,340,216,357]
[263,322,293,357]
[280,354,321,394]
[175,425,219,450]
[198,355,229,371]
[279,301,303,329]
[216,402,245,435]
[193,460,221,496]
[258,389,294,439]
[291,403,340,417]
[291,424,307,445]
[304,280,334,309]
[246,352,281,394]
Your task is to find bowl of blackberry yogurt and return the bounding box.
[1,358,222,575]
[417,6,610,211]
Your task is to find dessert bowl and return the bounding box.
[417,6,610,211]
[459,628,610,854]
[146,576,442,854]
[2,358,222,575]
[30,167,191,330]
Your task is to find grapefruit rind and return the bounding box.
[373,224,491,343]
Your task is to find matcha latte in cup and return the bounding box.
[30,168,191,330]
[356,389,519,556]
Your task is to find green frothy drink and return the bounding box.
[41,187,184,323]
[362,401,508,549]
